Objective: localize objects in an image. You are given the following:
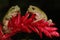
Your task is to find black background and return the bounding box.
[0,0,60,40]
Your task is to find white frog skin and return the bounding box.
[28,5,48,22]
[2,5,20,33]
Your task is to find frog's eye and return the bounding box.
[32,7,35,10]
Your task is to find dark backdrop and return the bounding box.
[0,0,60,40]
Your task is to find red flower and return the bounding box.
[0,12,60,40]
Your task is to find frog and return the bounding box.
[2,5,20,33]
[27,5,48,22]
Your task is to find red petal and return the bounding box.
[27,25,37,33]
[0,24,3,39]
[39,32,43,38]
[21,24,32,33]
[42,29,52,38]
[51,31,60,37]
[22,13,29,22]
[44,27,58,32]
